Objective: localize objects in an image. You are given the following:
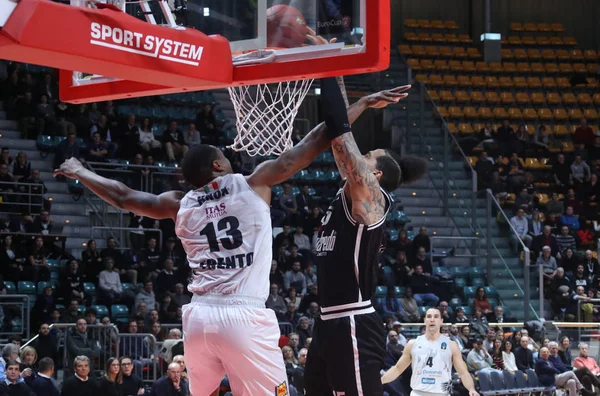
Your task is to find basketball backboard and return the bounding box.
[0,0,389,103]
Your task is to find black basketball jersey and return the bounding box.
[314,186,392,310]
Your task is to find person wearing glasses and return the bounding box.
[98,358,123,396]
[118,356,144,396]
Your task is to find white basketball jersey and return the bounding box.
[175,174,272,301]
[410,334,453,395]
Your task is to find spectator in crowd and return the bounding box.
[448,325,464,351]
[285,286,301,310]
[291,348,307,395]
[0,360,35,396]
[28,357,58,396]
[571,155,591,188]
[36,94,56,135]
[61,356,98,396]
[502,340,518,372]
[381,287,407,322]
[98,357,122,396]
[583,250,599,279]
[195,103,219,142]
[66,319,101,370]
[473,287,492,316]
[482,328,496,351]
[528,211,543,238]
[514,336,534,371]
[574,342,600,388]
[546,192,565,216]
[561,248,581,276]
[62,299,81,323]
[26,236,50,283]
[31,286,56,330]
[12,152,30,183]
[411,226,431,255]
[510,208,532,252]
[31,324,58,363]
[538,246,558,283]
[137,119,161,156]
[475,151,495,190]
[574,118,595,149]
[98,257,122,306]
[172,283,190,307]
[411,247,432,275]
[278,184,300,226]
[540,345,591,396]
[155,259,178,297]
[282,345,298,377]
[183,123,201,148]
[490,338,505,370]
[295,185,313,219]
[86,132,110,161]
[30,210,53,235]
[16,91,37,139]
[553,154,572,192]
[22,168,48,213]
[265,283,287,320]
[470,308,489,337]
[296,317,312,348]
[409,265,439,307]
[149,362,188,396]
[135,281,156,312]
[162,121,188,163]
[119,114,140,158]
[283,301,301,328]
[119,356,144,396]
[19,346,36,385]
[514,188,534,214]
[137,238,161,282]
[556,226,577,257]
[284,261,307,296]
[437,301,453,323]
[458,325,471,348]
[399,287,421,322]
[466,338,493,373]
[59,259,86,305]
[81,239,103,282]
[304,263,316,288]
[572,266,590,290]
[119,321,151,377]
[561,206,580,231]
[564,189,583,215]
[293,225,311,253]
[532,226,559,258]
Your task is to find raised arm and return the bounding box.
[382,339,413,384]
[452,341,479,396]
[53,158,182,220]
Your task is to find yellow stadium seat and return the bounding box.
[494,107,509,119]
[486,76,500,88]
[555,50,570,61]
[549,37,564,46]
[541,49,556,61]
[425,46,440,57]
[509,108,523,120]
[517,62,531,73]
[485,92,500,104]
[453,47,468,59]
[551,23,565,33]
[398,45,412,56]
[553,109,569,122]
[445,20,460,30]
[471,76,487,88]
[458,34,472,44]
[523,108,538,120]
[528,49,542,60]
[531,93,546,105]
[421,59,435,71]
[435,106,449,118]
[559,63,573,74]
[443,75,459,86]
[508,36,522,45]
[489,62,503,73]
[525,158,541,169]
[568,108,583,121]
[499,77,514,89]
[531,63,545,74]
[542,78,557,89]
[462,61,476,73]
[431,20,445,29]
[470,91,485,104]
[510,23,523,32]
[561,141,574,153]
[556,78,571,89]
[412,45,427,57]
[536,193,549,205]
[513,49,528,60]
[516,92,531,105]
[404,19,419,28]
[584,50,598,61]
[501,92,515,104]
[434,60,449,71]
[457,75,472,87]
[459,123,474,135]
[514,77,528,89]
[407,59,421,71]
[466,156,478,166]
[455,91,470,103]
[537,23,551,33]
[564,37,578,46]
[539,158,553,169]
[418,19,432,29]
[538,108,554,121]
[584,109,599,121]
[439,90,455,102]
[463,106,478,119]
[405,32,419,42]
[578,93,593,106]
[536,36,550,46]
[428,75,444,86]
[522,36,536,45]
[502,49,514,60]
[447,122,458,134]
[527,77,542,89]
[562,93,577,106]
[594,93,600,106]
[428,90,439,102]
[418,33,433,42]
[570,50,584,61]
[553,125,568,136]
[573,63,587,74]
[438,46,453,58]
[431,33,446,43]
[503,62,517,73]
[477,107,493,119]
[523,23,537,32]
[544,63,559,74]
[467,48,482,59]
[448,60,463,72]
[445,34,459,43]
[588,64,599,74]
[448,106,464,119]
[414,74,427,83]
[546,92,561,105]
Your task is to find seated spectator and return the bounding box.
[574,118,595,149]
[448,325,465,351]
[1,235,24,283]
[561,206,580,231]
[61,356,98,396]
[578,223,594,249]
[284,261,307,296]
[549,268,572,319]
[528,211,543,237]
[475,151,495,190]
[162,121,188,162]
[574,342,600,390]
[304,263,316,288]
[514,188,534,214]
[482,327,496,351]
[265,284,287,320]
[473,287,492,316]
[454,307,469,323]
[411,226,431,255]
[81,239,103,281]
[26,236,50,283]
[296,316,312,348]
[31,286,56,330]
[510,208,532,252]
[66,320,101,370]
[278,184,300,226]
[119,356,144,396]
[490,338,505,370]
[381,287,407,322]
[0,163,15,205]
[31,324,58,363]
[22,168,48,213]
[556,226,577,257]
[411,247,432,275]
[583,173,600,208]
[86,132,110,161]
[135,281,156,311]
[400,287,421,322]
[502,340,518,372]
[393,230,412,255]
[119,321,151,377]
[537,246,558,282]
[571,155,592,187]
[554,154,574,194]
[53,132,80,173]
[282,301,301,327]
[548,342,597,395]
[155,259,178,297]
[98,257,123,306]
[505,153,525,192]
[532,226,559,258]
[31,210,53,235]
[148,362,188,396]
[546,192,565,216]
[514,336,534,371]
[384,330,404,369]
[98,358,122,396]
[90,115,117,157]
[138,120,162,155]
[183,123,201,148]
[28,357,58,396]
[293,225,311,253]
[466,338,493,373]
[172,283,190,307]
[564,188,583,215]
[269,260,284,290]
[470,308,489,337]
[12,152,30,183]
[0,360,35,396]
[408,265,439,307]
[572,265,590,290]
[559,336,573,366]
[583,250,599,279]
[569,286,593,321]
[561,248,581,275]
[195,103,219,143]
[295,185,313,219]
[137,238,161,282]
[36,94,56,136]
[534,125,556,153]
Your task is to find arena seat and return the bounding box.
[4,282,15,294]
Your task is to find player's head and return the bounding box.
[362,149,427,192]
[182,144,233,188]
[424,307,443,333]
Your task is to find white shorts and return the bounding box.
[410,390,447,396]
[182,294,289,396]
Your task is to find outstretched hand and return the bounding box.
[306,27,338,45]
[365,85,411,109]
[53,157,85,179]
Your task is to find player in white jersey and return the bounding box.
[382,308,479,396]
[54,83,409,396]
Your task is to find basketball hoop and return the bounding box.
[228,49,314,157]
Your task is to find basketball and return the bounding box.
[267,4,309,48]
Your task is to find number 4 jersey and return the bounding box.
[175,174,272,301]
[410,334,453,395]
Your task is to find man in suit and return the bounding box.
[149,362,189,396]
[487,306,517,324]
[532,226,559,258]
[0,360,36,396]
[28,358,59,396]
[514,336,534,371]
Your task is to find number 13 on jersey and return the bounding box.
[199,216,243,252]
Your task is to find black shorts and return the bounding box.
[304,311,386,396]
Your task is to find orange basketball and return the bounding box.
[267,4,309,48]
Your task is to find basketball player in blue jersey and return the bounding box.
[382,308,479,396]
[54,81,410,396]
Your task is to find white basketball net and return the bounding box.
[227,79,314,157]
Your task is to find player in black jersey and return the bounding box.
[304,79,428,396]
